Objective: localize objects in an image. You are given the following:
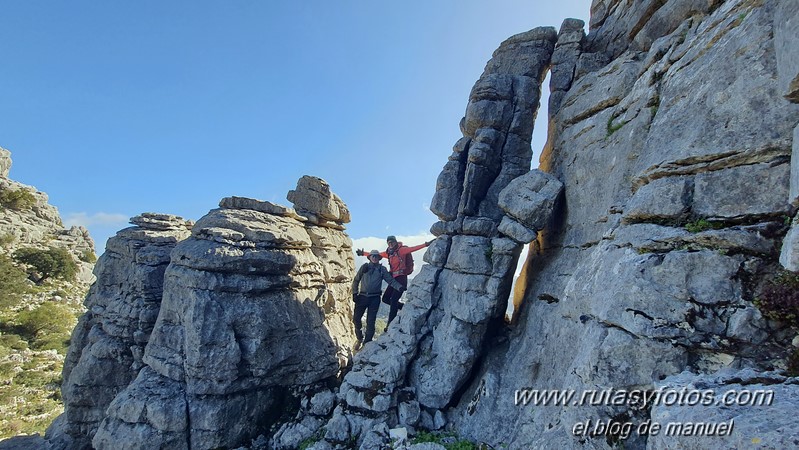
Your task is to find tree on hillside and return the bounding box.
[0,254,30,309]
[13,247,77,284]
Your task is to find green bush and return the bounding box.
[755,270,799,328]
[13,246,78,284]
[0,188,36,210]
[79,249,97,263]
[16,302,76,352]
[0,233,14,248]
[0,254,30,310]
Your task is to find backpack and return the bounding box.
[403,249,414,276]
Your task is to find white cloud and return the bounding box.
[63,212,130,228]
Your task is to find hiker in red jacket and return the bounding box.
[357,235,431,326]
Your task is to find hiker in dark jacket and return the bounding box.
[352,250,404,344]
[358,235,431,326]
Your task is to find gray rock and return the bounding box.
[447,3,799,448]
[497,216,538,244]
[130,212,194,231]
[775,0,799,101]
[791,126,799,205]
[219,196,300,218]
[574,51,610,78]
[85,181,357,449]
[408,443,446,450]
[0,146,10,178]
[550,19,585,113]
[497,169,563,231]
[780,222,799,271]
[648,370,799,450]
[444,235,493,275]
[287,175,349,224]
[624,176,692,223]
[54,212,192,445]
[638,0,799,168]
[693,162,790,219]
[613,222,779,256]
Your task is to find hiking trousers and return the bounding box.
[383,275,408,325]
[353,294,380,343]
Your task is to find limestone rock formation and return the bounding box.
[316,26,563,449]
[77,178,357,449]
[0,147,11,178]
[447,1,799,449]
[48,213,193,449]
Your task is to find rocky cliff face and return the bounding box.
[451,0,799,448]
[48,213,193,449]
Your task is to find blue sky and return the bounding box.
[1,1,591,255]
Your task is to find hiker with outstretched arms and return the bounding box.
[352,250,405,345]
[357,235,431,327]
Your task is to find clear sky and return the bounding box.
[1,1,591,256]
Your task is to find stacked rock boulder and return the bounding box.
[314,27,564,449]
[48,213,193,449]
[86,177,356,449]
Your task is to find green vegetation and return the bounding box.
[374,317,388,340]
[16,302,77,352]
[411,430,483,450]
[606,116,626,137]
[79,249,97,264]
[14,247,78,284]
[299,429,326,450]
[0,188,36,211]
[0,255,31,310]
[755,270,799,329]
[0,251,86,438]
[0,347,65,438]
[0,233,15,248]
[684,218,723,233]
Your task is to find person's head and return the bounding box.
[368,250,382,263]
[386,235,398,249]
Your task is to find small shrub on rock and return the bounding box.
[685,218,723,233]
[79,249,97,263]
[755,270,799,328]
[0,188,36,210]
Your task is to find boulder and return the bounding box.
[55,213,193,447]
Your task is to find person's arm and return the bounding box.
[381,267,404,292]
[352,265,364,295]
[400,242,430,255]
